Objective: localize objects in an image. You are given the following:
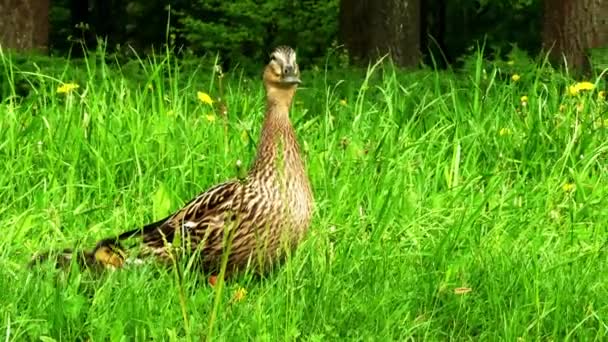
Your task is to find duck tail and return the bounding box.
[29,215,173,270]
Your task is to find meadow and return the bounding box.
[1,48,608,340]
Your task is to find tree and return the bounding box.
[0,0,50,52]
[339,0,420,67]
[542,0,608,72]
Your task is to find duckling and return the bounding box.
[32,46,313,276]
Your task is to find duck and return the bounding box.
[32,46,314,276]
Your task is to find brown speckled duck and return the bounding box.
[33,46,314,276]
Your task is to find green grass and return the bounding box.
[1,48,608,340]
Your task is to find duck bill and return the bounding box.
[281,75,301,85]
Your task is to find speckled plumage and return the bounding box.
[32,46,313,275]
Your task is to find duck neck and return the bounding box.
[251,86,303,177]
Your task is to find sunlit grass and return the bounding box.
[1,47,608,340]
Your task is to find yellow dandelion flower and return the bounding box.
[205,114,216,122]
[576,81,595,91]
[57,83,79,94]
[499,128,511,136]
[232,287,247,303]
[562,182,576,192]
[454,287,472,295]
[511,74,520,82]
[197,91,214,105]
[599,91,606,101]
[520,95,528,103]
[339,99,348,106]
[507,60,515,66]
[569,81,595,96]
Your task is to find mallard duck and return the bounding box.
[33,46,314,276]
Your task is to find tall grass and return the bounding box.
[1,46,608,340]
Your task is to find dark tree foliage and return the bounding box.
[49,0,171,56]
[67,0,125,56]
[435,0,541,64]
[42,0,545,69]
[421,0,447,67]
[47,0,338,68]
[174,0,339,68]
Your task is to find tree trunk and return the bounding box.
[0,0,50,52]
[542,0,608,72]
[340,0,420,67]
